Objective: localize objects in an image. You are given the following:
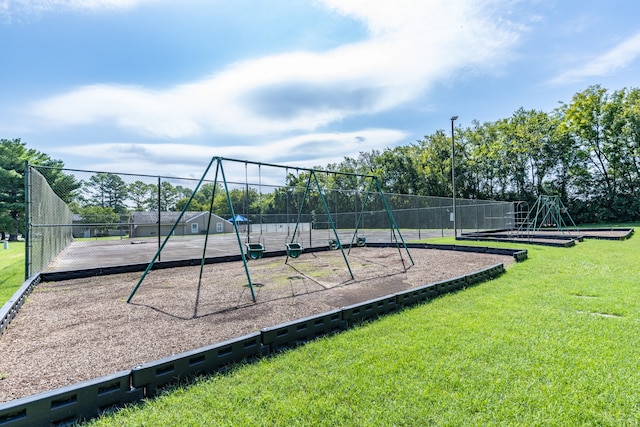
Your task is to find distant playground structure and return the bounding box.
[459,195,633,246]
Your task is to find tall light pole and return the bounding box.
[451,115,458,238]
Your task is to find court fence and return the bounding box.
[26,164,515,276]
[25,168,74,278]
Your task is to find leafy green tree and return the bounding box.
[621,88,640,219]
[174,185,193,201]
[536,105,589,219]
[83,173,129,213]
[462,121,506,200]
[485,108,559,202]
[416,130,455,198]
[0,138,79,240]
[372,146,422,195]
[128,180,155,211]
[316,84,640,224]
[174,197,208,212]
[561,85,640,221]
[159,181,179,211]
[77,205,121,237]
[0,166,22,240]
[564,85,613,202]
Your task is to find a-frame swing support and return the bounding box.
[127,156,413,304]
[127,157,258,303]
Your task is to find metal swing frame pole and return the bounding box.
[194,161,222,317]
[312,171,354,279]
[290,172,311,246]
[223,161,257,302]
[374,177,415,267]
[348,177,375,254]
[127,156,218,303]
[285,172,311,263]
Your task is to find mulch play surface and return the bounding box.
[0,247,514,403]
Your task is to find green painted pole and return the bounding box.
[290,173,312,245]
[195,161,221,317]
[218,156,377,180]
[312,171,354,279]
[127,156,218,303]
[221,161,256,302]
[286,173,312,264]
[24,161,30,279]
[348,178,375,255]
[373,177,414,267]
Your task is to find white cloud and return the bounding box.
[549,31,640,84]
[48,129,408,178]
[31,0,523,139]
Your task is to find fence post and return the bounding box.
[157,176,161,262]
[24,161,30,280]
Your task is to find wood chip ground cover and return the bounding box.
[0,247,513,403]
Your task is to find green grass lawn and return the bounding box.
[0,241,25,303]
[83,229,640,426]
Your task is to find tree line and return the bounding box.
[1,84,638,239]
[336,84,640,224]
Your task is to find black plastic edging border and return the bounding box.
[41,242,527,283]
[0,262,510,427]
[130,332,265,398]
[0,370,142,427]
[461,227,635,243]
[455,235,578,248]
[372,242,528,262]
[575,227,635,240]
[261,309,345,354]
[40,246,330,282]
[0,274,40,337]
[465,232,582,241]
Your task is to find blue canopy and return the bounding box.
[227,214,249,223]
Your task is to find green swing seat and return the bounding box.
[285,242,303,258]
[245,242,265,260]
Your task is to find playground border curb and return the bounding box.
[458,227,634,247]
[0,274,40,336]
[456,235,578,248]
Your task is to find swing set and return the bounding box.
[127,157,413,304]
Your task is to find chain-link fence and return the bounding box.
[26,168,74,276]
[26,164,514,275]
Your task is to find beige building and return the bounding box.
[129,211,235,238]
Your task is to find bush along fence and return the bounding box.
[0,245,526,427]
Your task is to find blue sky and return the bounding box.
[1,0,639,180]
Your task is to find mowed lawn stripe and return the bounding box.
[0,241,24,303]
[81,233,640,426]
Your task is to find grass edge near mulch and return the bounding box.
[85,232,640,426]
[0,241,24,303]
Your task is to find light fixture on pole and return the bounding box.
[450,115,458,238]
